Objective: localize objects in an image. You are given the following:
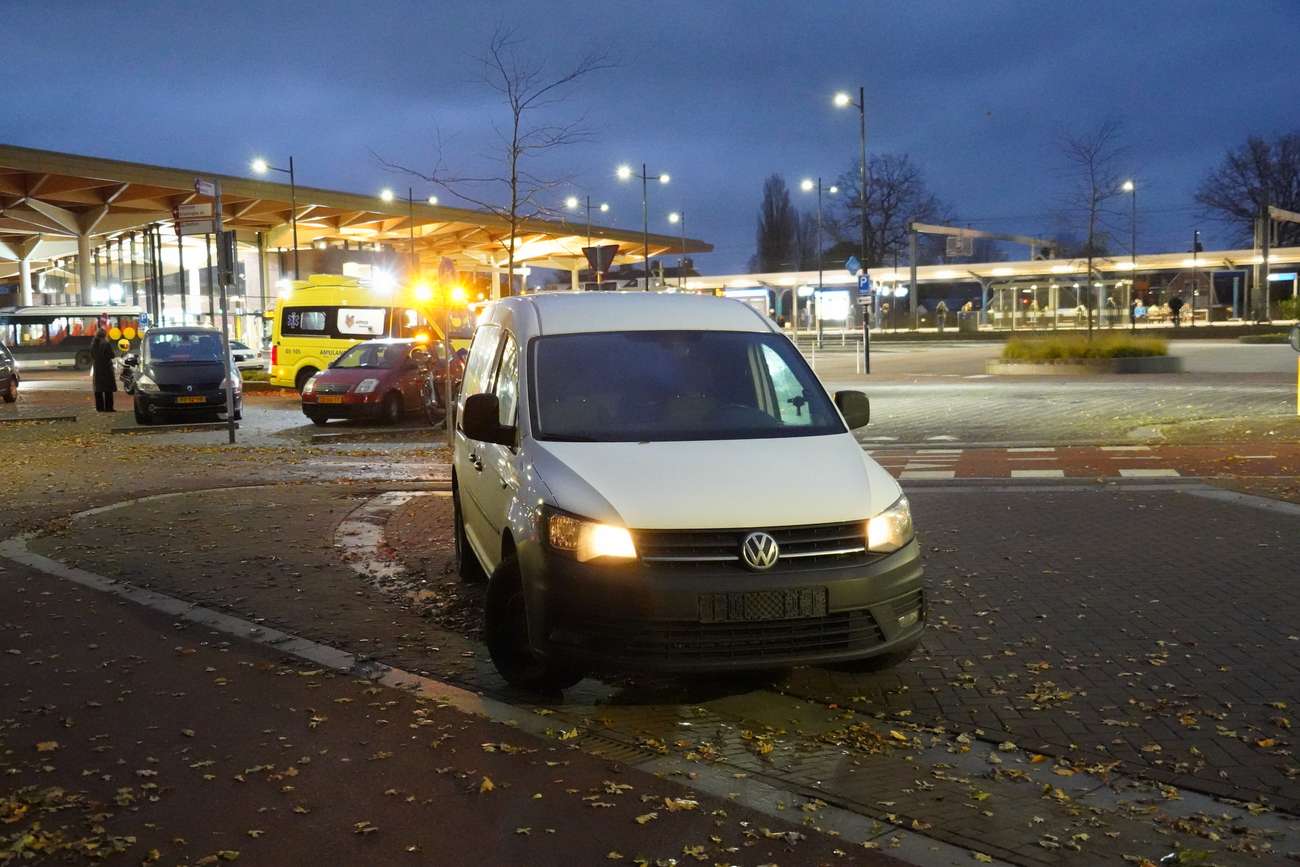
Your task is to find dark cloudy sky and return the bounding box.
[5,0,1297,272]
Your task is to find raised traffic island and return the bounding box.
[985,335,1183,375]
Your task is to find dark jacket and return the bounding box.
[90,336,117,393]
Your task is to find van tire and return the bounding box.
[453,482,487,583]
[485,555,584,693]
[134,402,152,425]
[2,376,16,403]
[294,367,318,393]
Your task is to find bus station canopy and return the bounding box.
[0,144,710,281]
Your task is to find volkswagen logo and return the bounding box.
[186,385,193,392]
[740,531,779,571]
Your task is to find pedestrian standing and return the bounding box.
[936,300,949,333]
[90,328,117,412]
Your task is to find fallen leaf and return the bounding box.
[635,811,658,824]
[479,776,495,794]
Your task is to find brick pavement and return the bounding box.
[18,481,1300,863]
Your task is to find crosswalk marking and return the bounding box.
[1101,445,1152,451]
[900,470,956,480]
[1118,468,1181,478]
[1011,469,1066,478]
[1007,447,1055,453]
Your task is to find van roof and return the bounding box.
[508,292,774,337]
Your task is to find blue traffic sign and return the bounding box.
[845,256,861,275]
[857,274,872,294]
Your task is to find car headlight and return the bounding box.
[355,378,380,394]
[545,509,637,562]
[302,375,317,394]
[220,377,242,393]
[866,495,914,553]
[136,375,160,393]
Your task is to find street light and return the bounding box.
[833,85,870,371]
[427,195,439,206]
[1122,179,1137,332]
[379,188,395,203]
[667,211,685,290]
[800,177,838,340]
[617,163,670,291]
[565,194,612,285]
[250,155,300,279]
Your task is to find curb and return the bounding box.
[0,413,78,424]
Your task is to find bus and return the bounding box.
[269,274,473,391]
[0,305,144,370]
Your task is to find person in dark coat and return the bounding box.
[90,328,117,412]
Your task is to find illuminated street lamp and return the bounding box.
[250,155,300,279]
[800,177,838,338]
[618,163,670,290]
[565,194,610,251]
[833,85,870,369]
[1122,179,1137,331]
[667,211,686,289]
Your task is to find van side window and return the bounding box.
[282,309,329,335]
[461,324,501,397]
[760,344,813,426]
[493,334,519,426]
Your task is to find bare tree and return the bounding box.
[1058,119,1127,336]
[1196,132,1300,246]
[829,153,948,268]
[378,26,613,296]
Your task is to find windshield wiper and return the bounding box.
[542,433,603,442]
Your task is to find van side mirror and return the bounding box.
[1290,325,1300,353]
[462,393,515,446]
[834,390,870,430]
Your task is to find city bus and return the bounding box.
[269,274,473,391]
[0,305,144,370]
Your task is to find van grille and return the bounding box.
[570,610,886,662]
[634,521,872,571]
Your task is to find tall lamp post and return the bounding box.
[251,156,300,280]
[1122,179,1136,332]
[617,163,670,291]
[800,178,838,335]
[834,87,870,370]
[566,194,611,289]
[667,211,686,289]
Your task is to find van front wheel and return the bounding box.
[485,555,584,693]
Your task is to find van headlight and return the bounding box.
[355,378,380,394]
[545,509,637,562]
[866,495,913,553]
[135,375,160,394]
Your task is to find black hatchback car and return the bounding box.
[128,327,242,425]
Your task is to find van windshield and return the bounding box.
[529,330,845,442]
[146,332,223,364]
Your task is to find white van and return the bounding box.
[453,292,923,691]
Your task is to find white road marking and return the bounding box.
[1119,468,1181,478]
[1238,455,1277,460]
[1101,445,1152,451]
[917,448,963,454]
[1007,447,1055,453]
[1008,456,1059,462]
[903,463,956,470]
[925,435,959,441]
[1011,469,1066,479]
[900,470,956,480]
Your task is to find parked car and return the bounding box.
[129,327,242,425]
[453,293,923,692]
[0,343,18,402]
[229,341,264,371]
[301,338,454,426]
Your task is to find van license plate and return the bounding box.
[698,588,827,623]
[175,396,206,404]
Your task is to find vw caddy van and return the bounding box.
[453,293,923,691]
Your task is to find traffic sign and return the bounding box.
[845,256,862,276]
[945,235,974,257]
[857,273,872,294]
[175,203,212,220]
[194,178,216,197]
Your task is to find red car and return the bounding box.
[300,338,463,426]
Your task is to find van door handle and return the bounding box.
[468,451,483,471]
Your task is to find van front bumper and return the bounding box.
[520,539,924,673]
